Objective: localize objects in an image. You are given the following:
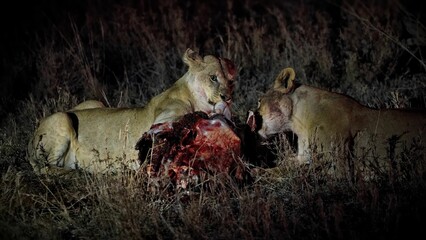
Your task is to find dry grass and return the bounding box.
[1,0,426,239]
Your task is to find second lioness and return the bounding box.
[28,48,237,174]
[249,67,426,169]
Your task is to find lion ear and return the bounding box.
[274,67,296,94]
[183,48,203,70]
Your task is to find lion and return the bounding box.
[28,48,237,174]
[248,67,426,176]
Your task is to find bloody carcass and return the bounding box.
[136,112,245,191]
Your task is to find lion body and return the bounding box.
[28,49,236,174]
[70,100,105,110]
[256,68,426,170]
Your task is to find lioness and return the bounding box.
[249,67,426,172]
[28,48,237,174]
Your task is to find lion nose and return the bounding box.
[220,94,231,102]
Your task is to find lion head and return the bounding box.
[256,67,296,139]
[182,49,237,117]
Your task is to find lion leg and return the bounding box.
[28,112,78,175]
[296,137,312,164]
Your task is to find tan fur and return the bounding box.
[256,67,426,169]
[70,100,105,111]
[28,48,237,174]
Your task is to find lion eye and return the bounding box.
[209,75,218,82]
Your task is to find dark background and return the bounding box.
[1,0,425,116]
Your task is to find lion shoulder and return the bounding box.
[71,100,105,111]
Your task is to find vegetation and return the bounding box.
[1,0,425,239]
